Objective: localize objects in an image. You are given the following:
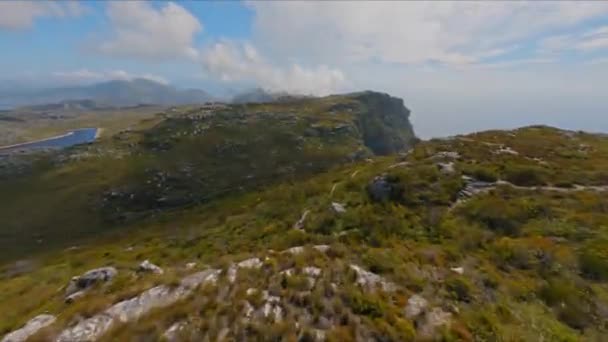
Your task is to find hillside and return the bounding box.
[1,93,608,341]
[0,91,417,260]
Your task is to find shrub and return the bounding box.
[465,165,499,182]
[579,242,608,280]
[343,288,385,318]
[503,165,547,186]
[446,276,473,302]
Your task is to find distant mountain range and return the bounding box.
[0,79,214,108]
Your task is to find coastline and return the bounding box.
[0,131,75,150]
[95,128,104,139]
[0,127,100,151]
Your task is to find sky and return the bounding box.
[1,1,608,138]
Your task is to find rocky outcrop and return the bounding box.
[404,294,428,319]
[350,264,396,292]
[56,269,220,342]
[351,91,417,155]
[367,175,399,202]
[137,260,163,274]
[1,314,56,342]
[227,258,263,283]
[331,202,346,213]
[65,267,117,297]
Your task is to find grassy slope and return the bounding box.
[0,125,607,340]
[0,92,415,261]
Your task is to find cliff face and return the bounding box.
[351,91,417,155]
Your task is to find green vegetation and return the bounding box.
[1,96,608,340]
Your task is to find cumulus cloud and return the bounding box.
[247,1,608,66]
[0,1,84,30]
[200,41,346,95]
[98,2,201,60]
[52,69,168,85]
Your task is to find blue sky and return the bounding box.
[1,1,608,137]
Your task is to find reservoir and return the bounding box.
[0,128,98,153]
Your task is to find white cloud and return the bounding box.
[539,25,608,53]
[247,1,608,66]
[200,41,346,95]
[0,1,84,30]
[98,2,201,60]
[52,69,168,85]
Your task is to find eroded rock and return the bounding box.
[1,314,55,342]
[367,175,394,202]
[56,269,220,342]
[331,202,346,213]
[65,267,117,297]
[350,264,396,292]
[418,307,452,338]
[138,260,163,275]
[405,294,428,318]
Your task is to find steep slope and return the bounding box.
[1,126,608,341]
[0,91,417,260]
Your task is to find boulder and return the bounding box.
[65,267,117,297]
[1,314,55,342]
[419,307,452,338]
[450,266,464,275]
[367,175,395,202]
[138,260,163,275]
[350,264,396,292]
[331,202,346,213]
[404,294,428,318]
[437,162,455,174]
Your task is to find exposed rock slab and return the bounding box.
[56,269,220,342]
[350,264,396,292]
[65,267,117,297]
[2,314,56,342]
[405,294,428,318]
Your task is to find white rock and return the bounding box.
[138,260,163,275]
[331,202,346,213]
[293,210,310,230]
[185,262,197,270]
[405,294,428,318]
[1,314,55,342]
[56,269,220,342]
[65,267,117,297]
[312,329,326,341]
[450,266,464,275]
[349,264,396,292]
[433,151,460,159]
[280,268,295,277]
[303,267,322,277]
[162,321,187,342]
[246,288,258,296]
[243,301,254,318]
[237,257,263,269]
[227,265,238,284]
[419,307,452,338]
[285,246,305,255]
[437,162,455,174]
[65,290,87,304]
[313,245,330,253]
